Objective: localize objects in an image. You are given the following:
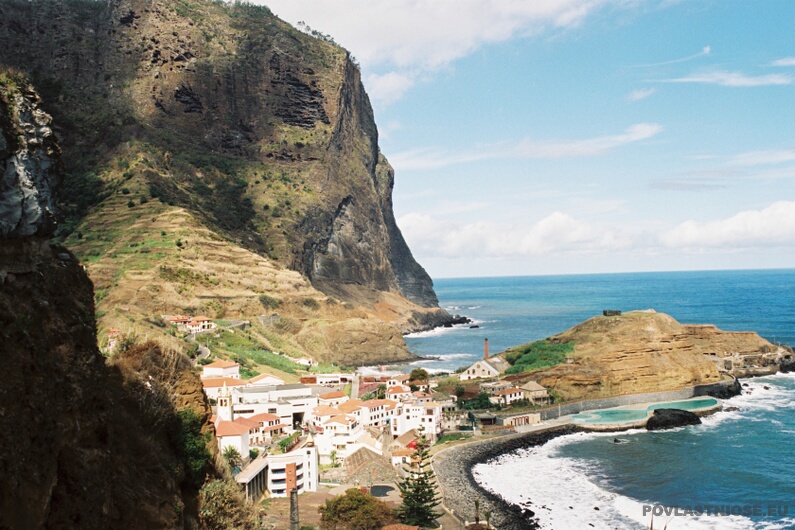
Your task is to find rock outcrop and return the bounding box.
[508,310,786,402]
[0,72,60,239]
[646,409,702,431]
[0,75,220,529]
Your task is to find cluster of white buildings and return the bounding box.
[199,361,451,499]
[165,314,217,334]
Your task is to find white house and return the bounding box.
[215,419,251,457]
[318,390,349,408]
[521,381,550,404]
[386,385,412,402]
[390,401,442,442]
[202,359,240,379]
[247,373,286,387]
[489,387,525,406]
[391,447,415,467]
[459,338,511,381]
[186,316,216,334]
[201,377,247,400]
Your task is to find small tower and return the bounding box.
[217,382,234,422]
[484,338,489,360]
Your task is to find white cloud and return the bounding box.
[633,45,711,68]
[627,88,656,101]
[665,70,792,87]
[398,211,630,258]
[660,201,795,249]
[390,123,662,170]
[770,57,795,67]
[260,0,615,103]
[729,148,795,167]
[365,72,415,105]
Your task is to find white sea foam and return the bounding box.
[404,320,483,338]
[474,432,761,529]
[474,378,793,530]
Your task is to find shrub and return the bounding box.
[504,339,573,374]
[302,297,320,310]
[175,408,211,489]
[127,199,135,208]
[258,294,280,309]
[198,479,255,530]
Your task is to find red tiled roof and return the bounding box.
[312,405,342,417]
[215,420,250,437]
[201,377,245,388]
[319,391,346,399]
[247,412,281,424]
[205,359,239,369]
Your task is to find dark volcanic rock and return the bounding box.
[646,408,702,431]
[701,377,742,399]
[780,356,795,373]
[0,75,60,239]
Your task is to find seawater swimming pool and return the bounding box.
[571,397,720,426]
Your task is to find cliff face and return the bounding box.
[0,74,218,530]
[0,0,446,364]
[510,310,786,402]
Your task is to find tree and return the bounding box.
[409,368,429,382]
[396,431,442,528]
[223,445,242,471]
[463,392,491,410]
[318,488,396,530]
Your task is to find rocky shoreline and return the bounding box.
[433,425,582,530]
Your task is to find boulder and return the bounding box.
[646,408,701,431]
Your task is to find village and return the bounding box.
[193,332,551,507]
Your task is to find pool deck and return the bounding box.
[570,396,723,431]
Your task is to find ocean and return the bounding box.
[404,270,795,529]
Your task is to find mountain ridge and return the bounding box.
[0,0,449,364]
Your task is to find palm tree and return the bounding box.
[223,445,242,472]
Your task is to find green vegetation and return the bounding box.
[277,432,300,453]
[409,367,429,382]
[462,392,491,410]
[318,488,396,530]
[258,294,280,309]
[198,479,255,530]
[222,445,242,472]
[174,408,211,489]
[396,432,442,528]
[197,330,304,374]
[504,339,574,374]
[435,432,472,445]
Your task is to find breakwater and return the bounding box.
[432,425,582,529]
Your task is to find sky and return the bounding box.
[259,0,795,278]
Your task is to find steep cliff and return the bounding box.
[505,310,787,402]
[0,0,446,364]
[0,73,222,530]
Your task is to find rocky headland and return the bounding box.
[504,310,789,402]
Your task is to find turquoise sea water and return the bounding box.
[405,270,795,529]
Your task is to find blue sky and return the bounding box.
[261,1,795,278]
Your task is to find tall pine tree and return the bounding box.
[396,430,442,528]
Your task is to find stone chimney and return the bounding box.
[290,488,299,530]
[484,338,489,360]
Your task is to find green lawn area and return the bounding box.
[197,330,304,374]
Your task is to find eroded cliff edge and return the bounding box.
[0,72,222,530]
